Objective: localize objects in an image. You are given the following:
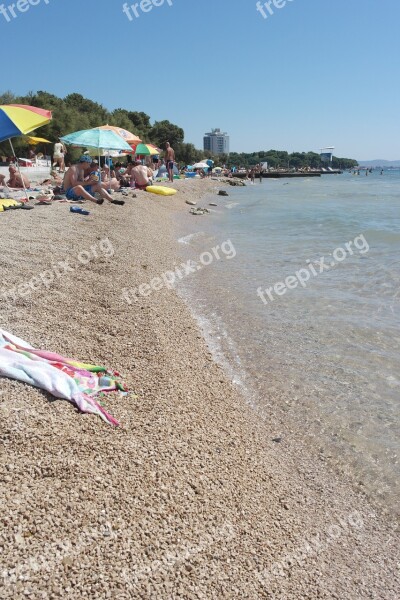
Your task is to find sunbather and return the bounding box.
[131,160,153,190]
[41,170,63,186]
[7,166,30,189]
[101,165,120,191]
[62,156,120,204]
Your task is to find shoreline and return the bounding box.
[0,181,398,599]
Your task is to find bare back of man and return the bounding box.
[132,162,153,190]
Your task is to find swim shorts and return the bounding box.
[66,185,93,200]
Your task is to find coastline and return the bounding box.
[0,181,398,599]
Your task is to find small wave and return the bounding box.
[178,231,205,245]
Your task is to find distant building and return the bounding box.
[203,128,230,155]
[320,146,335,163]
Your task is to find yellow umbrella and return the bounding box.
[26,135,52,144]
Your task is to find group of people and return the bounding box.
[62,156,123,205]
[0,141,178,203]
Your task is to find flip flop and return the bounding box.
[70,206,90,216]
[111,199,125,206]
[96,199,104,205]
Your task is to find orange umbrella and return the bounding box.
[95,125,141,146]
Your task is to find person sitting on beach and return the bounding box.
[62,156,122,205]
[131,159,153,190]
[7,165,30,189]
[101,164,120,191]
[0,173,6,187]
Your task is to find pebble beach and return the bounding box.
[0,180,399,599]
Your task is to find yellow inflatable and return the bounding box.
[146,186,177,196]
[0,199,21,212]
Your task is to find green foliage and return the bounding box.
[223,150,358,170]
[0,89,358,169]
[149,120,184,149]
[175,143,203,165]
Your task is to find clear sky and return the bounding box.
[1,0,399,159]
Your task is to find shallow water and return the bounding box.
[175,171,400,513]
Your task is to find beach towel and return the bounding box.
[0,329,127,426]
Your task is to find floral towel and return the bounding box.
[0,329,128,426]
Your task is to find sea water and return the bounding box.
[175,171,400,513]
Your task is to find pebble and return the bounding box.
[0,177,397,600]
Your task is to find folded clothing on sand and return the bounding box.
[0,329,128,426]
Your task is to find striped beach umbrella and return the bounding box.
[95,125,141,146]
[134,143,161,156]
[0,104,52,142]
[0,104,52,199]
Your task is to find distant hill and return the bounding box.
[358,159,400,167]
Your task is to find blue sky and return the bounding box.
[1,0,399,159]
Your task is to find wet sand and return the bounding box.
[0,180,398,599]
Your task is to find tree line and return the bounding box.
[0,90,358,169]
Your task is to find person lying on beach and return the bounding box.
[41,170,63,186]
[62,156,122,205]
[131,160,153,190]
[7,166,30,189]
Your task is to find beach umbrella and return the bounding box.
[193,162,209,169]
[0,105,52,143]
[61,128,133,152]
[133,143,161,156]
[25,136,52,144]
[95,125,141,146]
[61,128,133,186]
[95,126,141,173]
[0,104,52,199]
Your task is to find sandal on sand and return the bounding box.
[111,199,125,206]
[70,206,90,216]
[96,199,104,205]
